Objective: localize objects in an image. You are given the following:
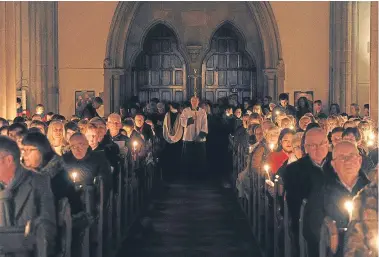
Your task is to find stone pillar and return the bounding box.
[28,2,58,113]
[276,60,285,96]
[370,2,378,122]
[0,2,17,119]
[263,69,277,101]
[103,58,112,116]
[111,69,124,113]
[330,1,359,112]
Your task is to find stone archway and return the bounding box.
[104,1,284,115]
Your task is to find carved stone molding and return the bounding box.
[103,58,112,68]
[276,59,285,78]
[263,68,277,80]
[111,69,125,77]
[186,45,202,63]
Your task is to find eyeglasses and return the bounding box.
[305,140,328,150]
[333,154,360,162]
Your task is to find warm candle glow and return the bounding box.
[289,125,294,130]
[264,164,271,181]
[70,172,78,183]
[269,143,275,151]
[368,140,374,147]
[345,200,353,216]
[369,132,375,140]
[275,111,280,115]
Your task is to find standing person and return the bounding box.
[180,96,208,178]
[313,100,326,118]
[81,97,103,120]
[162,102,183,181]
[272,93,297,122]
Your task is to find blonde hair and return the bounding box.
[78,120,89,134]
[47,120,67,147]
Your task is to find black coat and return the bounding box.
[62,148,112,201]
[282,154,336,236]
[37,155,83,215]
[135,123,154,142]
[81,103,99,120]
[303,171,369,257]
[0,167,56,256]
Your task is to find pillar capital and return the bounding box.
[263,68,277,80]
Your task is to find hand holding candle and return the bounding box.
[263,164,271,181]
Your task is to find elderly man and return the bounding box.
[0,136,56,255]
[63,133,112,187]
[134,113,154,142]
[303,141,369,257]
[180,96,208,177]
[282,127,335,243]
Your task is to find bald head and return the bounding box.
[331,140,362,181]
[304,127,329,165]
[332,140,359,159]
[69,133,89,160]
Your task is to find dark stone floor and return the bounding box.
[119,177,261,257]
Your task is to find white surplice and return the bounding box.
[180,107,208,142]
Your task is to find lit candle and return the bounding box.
[70,172,78,183]
[275,175,280,179]
[269,143,275,151]
[344,200,353,218]
[289,125,294,130]
[369,132,376,140]
[264,164,271,181]
[249,145,253,152]
[275,111,280,115]
[133,141,138,152]
[368,140,375,147]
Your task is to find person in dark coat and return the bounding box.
[134,113,154,142]
[62,133,112,194]
[282,128,336,252]
[303,141,370,257]
[81,97,103,120]
[0,136,56,256]
[21,132,83,214]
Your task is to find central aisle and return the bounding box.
[120,178,261,257]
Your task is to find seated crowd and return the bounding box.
[0,94,377,257]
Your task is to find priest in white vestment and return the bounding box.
[180,96,208,177]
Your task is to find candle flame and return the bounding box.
[289,126,294,130]
[276,111,280,115]
[368,140,374,147]
[70,172,78,182]
[369,132,375,140]
[133,141,138,147]
[345,200,353,215]
[269,143,275,151]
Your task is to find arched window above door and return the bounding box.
[202,23,256,103]
[133,24,186,103]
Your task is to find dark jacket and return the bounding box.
[81,103,99,120]
[36,155,83,215]
[282,154,336,236]
[303,171,370,257]
[135,123,154,142]
[62,148,112,201]
[0,167,56,256]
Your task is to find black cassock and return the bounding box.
[179,107,208,177]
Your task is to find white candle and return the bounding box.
[344,200,353,218]
[264,164,271,181]
[133,141,138,152]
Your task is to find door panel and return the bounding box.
[132,24,186,104]
[201,23,256,104]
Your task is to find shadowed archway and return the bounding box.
[104,1,284,114]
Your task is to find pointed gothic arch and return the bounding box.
[104,1,284,114]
